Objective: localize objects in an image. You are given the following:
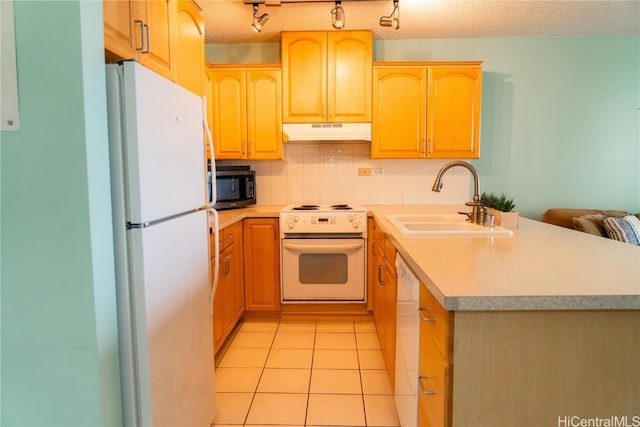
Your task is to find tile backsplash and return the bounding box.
[217,143,472,206]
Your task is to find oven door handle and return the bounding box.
[283,242,364,251]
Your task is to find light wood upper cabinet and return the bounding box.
[428,66,482,159]
[104,0,176,82]
[208,66,282,160]
[372,67,427,159]
[282,31,372,123]
[372,62,482,159]
[174,0,204,96]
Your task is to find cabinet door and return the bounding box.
[226,222,245,327]
[175,0,204,96]
[103,0,135,61]
[212,256,226,354]
[327,31,372,123]
[137,0,175,82]
[372,67,427,159]
[244,219,281,311]
[211,69,247,159]
[427,67,482,159]
[282,32,327,123]
[247,69,283,160]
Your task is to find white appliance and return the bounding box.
[106,61,217,427]
[282,122,371,142]
[395,254,420,427]
[280,204,367,302]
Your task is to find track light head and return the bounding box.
[251,3,270,33]
[379,0,399,30]
[331,1,345,30]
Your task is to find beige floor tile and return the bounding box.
[257,368,311,393]
[265,348,313,369]
[364,394,401,427]
[227,331,275,349]
[239,319,279,332]
[213,392,253,424]
[310,368,362,394]
[358,349,387,369]
[361,369,394,395]
[277,320,317,332]
[217,347,269,368]
[313,349,359,369]
[306,394,366,426]
[354,320,377,332]
[272,331,316,349]
[215,367,262,392]
[316,321,355,332]
[245,393,308,425]
[315,332,357,349]
[356,332,382,350]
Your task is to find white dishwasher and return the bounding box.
[394,254,420,427]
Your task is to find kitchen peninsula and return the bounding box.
[368,204,639,427]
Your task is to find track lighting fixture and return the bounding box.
[251,3,269,33]
[379,0,399,30]
[331,1,345,30]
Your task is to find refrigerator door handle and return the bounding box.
[208,207,220,317]
[202,96,215,174]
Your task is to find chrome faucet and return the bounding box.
[431,161,484,224]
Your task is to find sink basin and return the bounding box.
[386,214,513,236]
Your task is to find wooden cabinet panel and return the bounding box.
[282,32,327,123]
[211,69,247,159]
[372,68,426,159]
[244,218,281,311]
[327,31,372,122]
[427,67,482,159]
[174,0,204,96]
[212,221,244,354]
[208,66,282,160]
[282,31,371,123]
[246,69,283,159]
[104,0,175,81]
[372,62,482,159]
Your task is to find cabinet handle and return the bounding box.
[428,139,433,154]
[134,20,145,51]
[418,376,436,395]
[378,264,386,285]
[142,22,150,53]
[223,257,230,275]
[419,307,436,322]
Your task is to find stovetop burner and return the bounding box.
[289,204,355,211]
[292,204,320,211]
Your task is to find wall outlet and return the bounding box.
[358,168,372,176]
[372,168,384,176]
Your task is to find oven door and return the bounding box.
[281,238,366,302]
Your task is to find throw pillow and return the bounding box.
[603,215,640,246]
[572,214,607,237]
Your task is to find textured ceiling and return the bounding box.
[201,0,640,44]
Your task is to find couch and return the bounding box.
[541,208,640,246]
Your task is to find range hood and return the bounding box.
[283,123,371,143]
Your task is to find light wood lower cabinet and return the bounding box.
[211,221,244,354]
[243,218,281,311]
[368,218,397,385]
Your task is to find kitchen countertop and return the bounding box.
[366,205,640,311]
[209,204,640,312]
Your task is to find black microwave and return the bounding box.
[212,166,256,210]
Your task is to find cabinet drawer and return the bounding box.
[419,285,452,362]
[223,221,243,249]
[418,346,451,427]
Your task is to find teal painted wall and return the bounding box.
[1,1,122,425]
[207,36,640,218]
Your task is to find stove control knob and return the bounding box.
[287,221,295,229]
[352,220,360,229]
[293,216,299,222]
[348,214,355,222]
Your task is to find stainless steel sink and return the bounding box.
[386,214,513,236]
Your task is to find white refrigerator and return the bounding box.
[106,61,217,426]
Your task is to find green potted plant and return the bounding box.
[480,192,519,229]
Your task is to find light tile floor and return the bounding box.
[213,318,401,427]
